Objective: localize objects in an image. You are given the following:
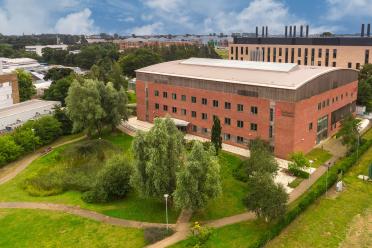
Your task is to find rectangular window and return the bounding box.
[318,61,321,66]
[202,113,208,120]
[245,47,248,55]
[237,104,244,112]
[224,117,231,125]
[285,48,288,63]
[230,46,233,54]
[163,92,168,98]
[213,100,219,107]
[163,105,168,111]
[237,120,244,128]
[224,133,231,141]
[172,107,177,113]
[172,93,177,100]
[191,111,196,117]
[269,125,273,138]
[224,102,231,109]
[270,108,274,121]
[251,106,258,115]
[154,90,159,96]
[348,62,352,68]
[318,48,322,58]
[279,48,282,56]
[332,62,336,67]
[181,109,186,115]
[191,96,196,103]
[291,48,295,63]
[273,47,276,62]
[237,136,244,144]
[155,103,159,109]
[309,122,313,131]
[327,99,330,106]
[318,102,321,110]
[365,50,370,64]
[333,49,337,59]
[356,63,360,70]
[322,101,326,108]
[250,123,258,131]
[202,128,208,134]
[241,47,243,54]
[304,48,308,65]
[298,48,301,57]
[311,48,315,65]
[192,125,197,132]
[181,95,186,101]
[325,49,329,67]
[202,98,208,105]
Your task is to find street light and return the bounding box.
[164,194,169,231]
[31,128,35,152]
[325,162,331,197]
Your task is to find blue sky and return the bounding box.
[0,0,372,35]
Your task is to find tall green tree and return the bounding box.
[53,106,73,135]
[358,63,372,81]
[109,62,128,90]
[43,76,73,106]
[173,141,221,210]
[357,78,372,111]
[16,69,36,101]
[245,173,288,221]
[44,68,73,81]
[336,114,361,152]
[131,117,185,198]
[211,116,222,154]
[119,48,162,77]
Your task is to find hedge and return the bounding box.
[249,138,372,248]
[288,167,310,179]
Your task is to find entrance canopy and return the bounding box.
[168,118,190,127]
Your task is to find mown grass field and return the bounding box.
[305,148,332,168]
[0,209,145,248]
[0,132,179,224]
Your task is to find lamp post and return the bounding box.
[31,128,35,152]
[325,162,331,198]
[164,194,169,231]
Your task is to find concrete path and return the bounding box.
[0,202,172,229]
[0,135,86,185]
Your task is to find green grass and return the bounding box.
[288,178,304,188]
[306,148,332,168]
[191,152,248,221]
[0,209,145,248]
[215,48,229,59]
[266,145,372,248]
[0,132,179,224]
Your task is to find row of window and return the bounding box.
[317,92,353,110]
[192,125,247,144]
[154,91,259,113]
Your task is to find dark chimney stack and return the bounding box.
[361,24,365,37]
[256,26,258,37]
[285,26,288,37]
[262,26,264,37]
[367,23,371,37]
[265,26,268,37]
[306,25,309,37]
[293,26,296,37]
[300,25,303,37]
[289,26,292,37]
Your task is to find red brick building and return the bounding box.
[136,58,358,158]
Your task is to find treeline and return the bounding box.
[0,34,85,49]
[357,64,372,111]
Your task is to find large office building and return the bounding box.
[136,58,358,158]
[229,24,372,70]
[0,72,19,109]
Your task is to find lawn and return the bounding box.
[0,209,145,248]
[191,152,248,221]
[266,145,372,248]
[305,148,332,168]
[0,132,180,224]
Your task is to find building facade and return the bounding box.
[136,58,358,158]
[229,25,372,70]
[0,73,19,109]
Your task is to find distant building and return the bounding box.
[136,58,358,158]
[25,45,68,56]
[230,24,372,69]
[113,37,200,51]
[0,99,60,131]
[0,72,19,109]
[0,58,41,73]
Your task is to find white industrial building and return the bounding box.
[0,99,60,131]
[25,45,68,56]
[0,81,14,109]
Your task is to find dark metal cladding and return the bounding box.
[361,24,365,37]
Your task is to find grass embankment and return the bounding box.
[305,148,332,168]
[0,209,145,248]
[0,132,179,223]
[172,128,372,248]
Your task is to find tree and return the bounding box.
[173,141,221,210]
[12,127,41,153]
[119,48,162,77]
[21,116,62,145]
[109,62,128,90]
[53,106,73,135]
[16,69,36,101]
[43,76,73,106]
[357,78,372,111]
[358,63,372,81]
[336,114,361,152]
[244,139,279,178]
[245,173,288,221]
[288,152,310,170]
[211,116,222,154]
[0,135,23,167]
[44,67,73,81]
[131,117,185,198]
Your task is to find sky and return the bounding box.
[0,0,372,35]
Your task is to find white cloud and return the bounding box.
[326,0,372,20]
[55,8,97,34]
[128,22,164,35]
[142,0,183,12]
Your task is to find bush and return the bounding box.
[12,127,41,153]
[288,166,310,179]
[82,155,132,203]
[189,222,213,247]
[22,116,62,145]
[144,227,174,245]
[0,135,23,167]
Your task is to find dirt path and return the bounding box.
[0,202,172,229]
[0,135,86,186]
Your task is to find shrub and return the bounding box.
[82,155,132,203]
[22,116,62,145]
[144,227,174,245]
[12,127,41,153]
[288,166,310,179]
[0,135,23,167]
[189,222,213,246]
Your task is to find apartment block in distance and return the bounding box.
[136,58,358,158]
[230,24,372,70]
[0,72,19,109]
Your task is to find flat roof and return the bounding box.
[136,58,342,90]
[0,99,60,118]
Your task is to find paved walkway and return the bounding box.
[0,202,172,229]
[0,135,86,185]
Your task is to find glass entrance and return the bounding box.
[316,115,328,144]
